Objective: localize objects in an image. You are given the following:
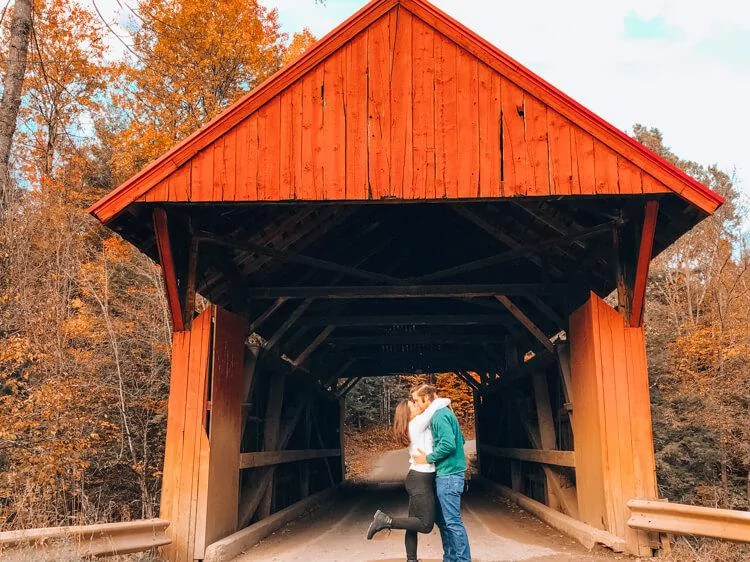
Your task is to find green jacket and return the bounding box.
[426,407,466,476]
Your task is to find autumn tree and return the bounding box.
[109,0,287,179]
[634,125,749,509]
[0,0,32,215]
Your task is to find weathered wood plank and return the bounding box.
[479,445,576,468]
[390,7,413,199]
[367,14,391,199]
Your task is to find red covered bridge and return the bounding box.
[75,0,750,560]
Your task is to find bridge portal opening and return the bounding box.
[87,3,721,558]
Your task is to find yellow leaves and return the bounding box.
[102,236,131,261]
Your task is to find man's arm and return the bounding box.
[409,397,451,433]
[425,413,457,464]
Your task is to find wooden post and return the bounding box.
[472,390,482,476]
[160,306,247,561]
[568,292,658,556]
[300,404,311,499]
[339,397,346,482]
[259,373,286,518]
[532,372,559,511]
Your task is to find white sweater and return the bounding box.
[408,398,451,473]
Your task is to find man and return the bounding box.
[411,384,471,562]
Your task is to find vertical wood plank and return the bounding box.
[279,89,295,200]
[290,82,303,199]
[260,373,286,518]
[177,309,211,560]
[456,49,479,198]
[168,162,191,202]
[572,128,596,195]
[258,98,281,200]
[596,300,629,541]
[191,146,214,202]
[344,33,368,199]
[478,64,501,198]
[235,114,259,201]
[220,128,237,201]
[617,156,643,194]
[547,111,574,196]
[300,69,318,200]
[500,79,531,196]
[525,97,550,195]
[594,139,619,194]
[569,295,608,530]
[159,330,191,560]
[367,14,391,199]
[411,17,435,199]
[323,51,346,200]
[203,308,247,548]
[390,7,413,199]
[532,371,560,510]
[434,35,458,199]
[642,173,667,194]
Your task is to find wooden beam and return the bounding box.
[265,298,314,351]
[533,371,561,511]
[330,334,505,347]
[479,445,576,468]
[238,395,312,527]
[495,295,554,353]
[239,449,341,469]
[248,298,289,334]
[413,220,616,283]
[152,208,184,332]
[511,394,578,517]
[528,296,566,331]
[195,230,401,284]
[298,313,511,327]
[335,377,362,399]
[482,479,626,552]
[323,359,356,389]
[259,373,285,518]
[555,343,573,419]
[455,371,481,392]
[292,325,336,368]
[182,237,199,330]
[451,204,563,276]
[630,201,659,327]
[246,284,563,299]
[241,343,260,441]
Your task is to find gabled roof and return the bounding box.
[89,0,723,223]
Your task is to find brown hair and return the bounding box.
[393,400,411,448]
[411,384,437,400]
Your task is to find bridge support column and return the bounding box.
[160,306,248,561]
[569,293,658,556]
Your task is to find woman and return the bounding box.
[366,396,451,562]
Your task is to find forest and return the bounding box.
[0,0,747,558]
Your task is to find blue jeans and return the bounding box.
[435,474,471,562]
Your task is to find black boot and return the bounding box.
[366,509,392,539]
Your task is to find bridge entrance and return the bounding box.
[87,1,723,560]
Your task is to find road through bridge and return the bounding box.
[240,443,623,562]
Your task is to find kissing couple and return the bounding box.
[366,384,471,562]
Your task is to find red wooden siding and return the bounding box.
[569,293,658,556]
[137,6,672,204]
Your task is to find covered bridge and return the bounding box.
[89,0,724,560]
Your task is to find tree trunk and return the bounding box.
[0,0,33,216]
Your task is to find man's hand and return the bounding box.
[412,448,428,464]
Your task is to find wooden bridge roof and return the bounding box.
[88,0,723,377]
[90,0,722,222]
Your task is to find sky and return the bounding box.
[94,0,750,215]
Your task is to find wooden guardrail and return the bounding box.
[0,518,170,557]
[479,444,576,467]
[627,499,750,542]
[239,448,341,469]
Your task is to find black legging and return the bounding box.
[389,470,436,560]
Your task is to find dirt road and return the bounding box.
[237,443,628,562]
